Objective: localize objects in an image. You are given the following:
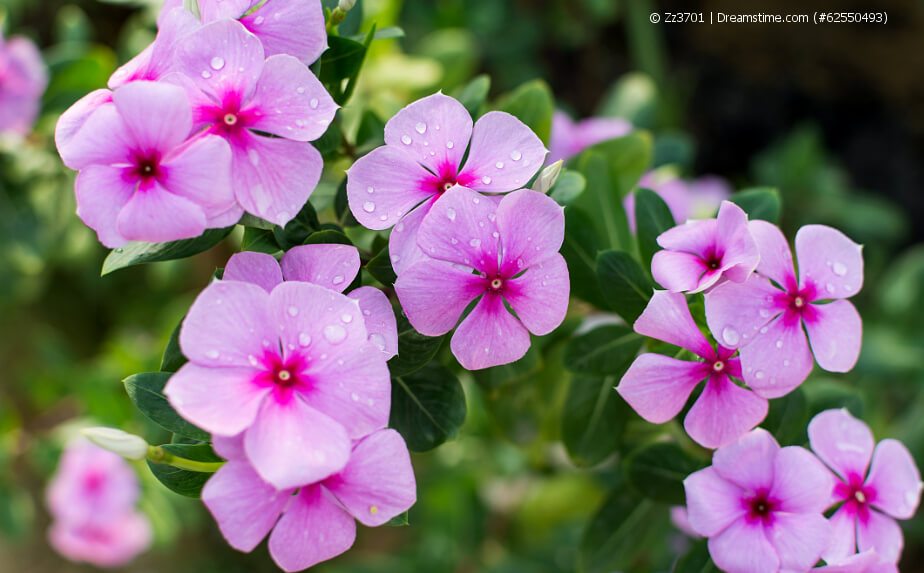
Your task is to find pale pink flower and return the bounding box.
[0,31,48,136]
[546,109,632,164]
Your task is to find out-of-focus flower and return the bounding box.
[108,5,200,88]
[670,506,701,538]
[346,92,547,274]
[395,187,568,370]
[46,441,151,568]
[684,429,833,573]
[547,110,632,165]
[0,31,48,137]
[808,409,922,564]
[706,222,864,398]
[624,171,733,232]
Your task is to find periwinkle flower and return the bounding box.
[0,31,48,136]
[107,5,200,88]
[395,186,569,370]
[808,409,922,564]
[547,109,632,164]
[203,429,416,572]
[164,279,390,490]
[684,429,833,573]
[346,92,547,274]
[617,291,768,449]
[56,81,237,247]
[705,222,864,398]
[46,441,151,568]
[651,200,759,293]
[624,171,732,232]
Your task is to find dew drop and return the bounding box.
[370,333,386,350]
[254,15,265,24]
[783,360,790,367]
[759,326,769,334]
[296,86,306,94]
[341,313,353,323]
[298,332,312,347]
[495,161,504,169]
[755,370,766,380]
[310,98,319,109]
[248,354,259,366]
[832,262,847,276]
[446,141,454,149]
[450,238,458,244]
[248,148,260,166]
[826,283,836,294]
[206,349,220,359]
[482,176,492,185]
[472,196,480,204]
[469,238,481,247]
[487,213,496,222]
[446,208,456,221]
[363,201,375,213]
[201,70,212,79]
[351,392,359,402]
[775,340,783,349]
[401,135,412,145]
[332,275,344,285]
[721,326,740,346]
[415,122,427,134]
[323,324,347,344]
[287,305,299,317]
[510,150,522,161]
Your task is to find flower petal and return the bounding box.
[388,196,437,275]
[175,19,263,104]
[201,460,289,552]
[267,485,356,572]
[808,408,874,485]
[55,89,112,157]
[240,0,327,64]
[325,429,417,526]
[749,220,797,290]
[459,111,546,192]
[198,0,251,21]
[159,133,236,217]
[112,80,192,153]
[280,244,360,292]
[417,186,501,275]
[737,311,814,399]
[795,224,864,298]
[347,286,399,359]
[617,353,706,424]
[395,259,486,335]
[708,517,780,573]
[165,363,268,437]
[74,165,135,248]
[57,104,133,170]
[651,250,710,293]
[683,467,748,537]
[383,92,471,176]
[495,189,564,272]
[803,300,862,373]
[822,504,859,565]
[865,439,922,520]
[705,274,785,350]
[856,509,903,564]
[713,428,780,492]
[346,145,437,231]
[769,512,832,573]
[450,292,531,370]
[715,200,759,283]
[503,253,569,335]
[684,375,768,449]
[116,181,208,244]
[211,432,245,460]
[770,446,835,514]
[108,7,199,88]
[635,291,715,358]
[223,251,284,292]
[656,218,718,254]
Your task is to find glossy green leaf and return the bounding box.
[561,207,608,308]
[387,312,443,378]
[124,372,209,442]
[562,374,632,467]
[624,442,705,504]
[497,79,555,143]
[146,444,221,498]
[564,324,643,376]
[596,250,653,322]
[390,362,466,452]
[454,74,491,118]
[272,201,320,249]
[314,119,342,156]
[366,246,397,286]
[634,187,675,271]
[384,511,409,526]
[304,229,353,246]
[355,108,386,152]
[548,170,587,206]
[472,346,541,391]
[672,540,719,573]
[578,490,667,573]
[730,188,781,223]
[349,25,405,42]
[319,35,367,85]
[160,317,187,373]
[763,386,809,446]
[101,226,234,275]
[241,227,281,254]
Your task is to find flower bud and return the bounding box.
[339,0,356,12]
[82,427,149,461]
[532,160,563,194]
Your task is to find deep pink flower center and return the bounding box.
[745,490,778,523]
[223,113,239,127]
[254,351,309,397]
[133,155,160,181]
[835,474,874,511]
[786,286,815,313]
[82,472,105,493]
[712,360,725,372]
[489,277,504,291]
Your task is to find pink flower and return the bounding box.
[651,200,759,293]
[203,429,416,572]
[346,92,547,274]
[164,278,390,490]
[0,31,48,136]
[705,222,864,398]
[808,409,922,564]
[394,187,569,370]
[56,81,237,247]
[46,441,151,568]
[624,172,732,232]
[814,550,898,573]
[107,5,200,88]
[684,429,833,573]
[167,19,337,226]
[546,110,632,164]
[223,245,398,358]
[617,291,768,449]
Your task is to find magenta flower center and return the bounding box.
[744,490,778,523]
[835,475,874,511]
[133,155,160,181]
[489,277,504,291]
[223,113,238,127]
[712,360,725,372]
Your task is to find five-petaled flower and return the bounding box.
[0,30,48,136]
[617,291,768,448]
[395,186,569,370]
[684,429,833,573]
[808,409,922,565]
[546,109,632,165]
[346,92,547,274]
[705,222,864,398]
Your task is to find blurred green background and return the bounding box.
[1,0,923,571]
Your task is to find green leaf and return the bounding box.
[634,187,675,271]
[303,229,353,246]
[273,201,320,249]
[146,444,221,498]
[241,227,280,254]
[387,312,443,378]
[123,372,209,442]
[730,188,781,223]
[160,317,187,373]
[355,109,386,151]
[366,246,397,286]
[596,250,653,322]
[561,207,608,308]
[763,386,809,446]
[314,119,342,156]
[390,362,466,452]
[564,324,643,376]
[101,227,234,275]
[349,25,405,42]
[319,35,367,85]
[384,511,409,526]
[472,346,541,391]
[624,442,705,504]
[578,490,667,573]
[597,72,658,128]
[454,74,491,118]
[334,179,358,228]
[548,170,586,206]
[562,374,632,467]
[497,79,555,143]
[238,213,275,230]
[672,540,719,573]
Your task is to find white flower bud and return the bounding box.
[339,0,356,12]
[82,427,149,461]
[532,160,563,194]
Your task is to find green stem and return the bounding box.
[147,446,224,473]
[326,7,346,34]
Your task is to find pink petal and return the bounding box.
[816,550,885,573]
[47,442,140,523]
[684,374,768,449]
[179,280,275,367]
[688,176,732,218]
[503,253,569,335]
[116,182,208,243]
[796,224,864,298]
[808,408,874,484]
[416,186,501,275]
[769,512,832,573]
[345,145,437,231]
[458,111,546,192]
[714,200,759,283]
[395,259,486,335]
[56,104,133,170]
[165,363,269,437]
[651,250,710,293]
[212,432,245,460]
[197,0,251,21]
[324,429,417,526]
[74,165,135,248]
[683,467,748,537]
[712,428,780,492]
[383,92,471,176]
[347,286,399,359]
[245,395,351,490]
[708,517,780,573]
[245,54,336,142]
[112,81,192,153]
[669,506,701,538]
[737,312,814,399]
[175,20,264,104]
[201,460,290,552]
[159,133,236,218]
[865,439,922,520]
[495,189,565,272]
[822,504,860,565]
[230,130,322,226]
[547,113,632,164]
[617,353,706,424]
[657,218,718,254]
[803,300,862,373]
[770,446,835,514]
[857,509,903,564]
[108,7,199,88]
[224,252,284,292]
[450,292,531,370]
[267,485,356,572]
[704,275,786,350]
[635,291,715,359]
[55,89,112,157]
[240,0,327,65]
[280,244,360,292]
[388,197,437,275]
[749,220,798,290]
[48,512,151,568]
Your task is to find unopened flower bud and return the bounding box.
[532,160,563,194]
[82,427,149,461]
[339,0,356,12]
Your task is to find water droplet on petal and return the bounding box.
[287,306,299,317]
[755,370,765,380]
[826,283,836,293]
[482,176,492,185]
[363,201,375,213]
[469,238,481,247]
[775,340,783,349]
[201,70,212,79]
[446,141,454,149]
[254,15,265,24]
[323,324,347,344]
[332,275,344,285]
[415,122,427,134]
[510,150,522,161]
[206,349,220,359]
[495,161,504,169]
[248,149,260,166]
[783,360,790,367]
[351,392,359,401]
[722,326,740,346]
[298,333,312,347]
[401,135,412,145]
[487,213,496,222]
[296,86,306,94]
[446,208,456,221]
[366,186,374,194]
[341,313,353,323]
[310,98,319,109]
[370,333,386,350]
[832,262,847,276]
[210,56,225,70]
[450,238,458,244]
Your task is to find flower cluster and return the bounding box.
[0,31,48,137]
[45,441,152,568]
[55,0,336,247]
